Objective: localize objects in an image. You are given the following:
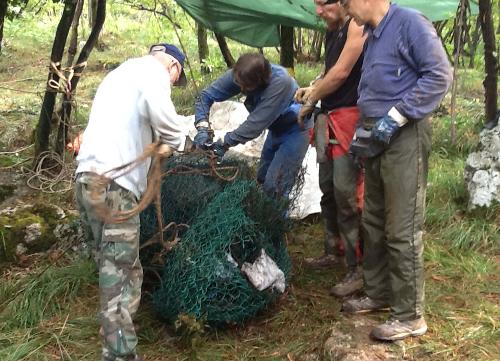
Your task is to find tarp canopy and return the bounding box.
[174,0,478,47]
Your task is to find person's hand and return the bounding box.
[157,144,174,158]
[211,139,228,162]
[372,115,400,144]
[193,123,213,149]
[297,101,316,129]
[295,86,314,104]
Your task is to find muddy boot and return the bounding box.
[304,254,340,269]
[102,354,144,361]
[341,296,389,314]
[330,266,363,298]
[370,317,427,341]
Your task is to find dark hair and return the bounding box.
[233,53,272,90]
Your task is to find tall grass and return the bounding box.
[0,259,97,329]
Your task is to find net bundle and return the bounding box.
[139,154,292,326]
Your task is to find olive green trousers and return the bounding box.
[362,118,431,321]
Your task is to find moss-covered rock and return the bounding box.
[0,203,64,266]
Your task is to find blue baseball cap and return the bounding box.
[149,43,187,86]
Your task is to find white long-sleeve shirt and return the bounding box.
[76,55,186,198]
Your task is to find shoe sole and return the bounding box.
[348,306,390,314]
[371,325,428,341]
[342,305,390,314]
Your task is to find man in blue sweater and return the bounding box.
[193,53,311,198]
[340,0,453,341]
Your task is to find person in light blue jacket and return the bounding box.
[194,53,312,198]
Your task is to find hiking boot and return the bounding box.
[341,296,389,314]
[370,317,428,341]
[330,267,363,298]
[102,350,143,361]
[303,254,340,269]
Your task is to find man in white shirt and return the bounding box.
[75,43,187,361]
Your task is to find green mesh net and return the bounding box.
[139,154,292,326]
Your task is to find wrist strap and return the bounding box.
[388,107,408,127]
[196,120,209,128]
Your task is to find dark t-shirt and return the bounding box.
[321,18,363,111]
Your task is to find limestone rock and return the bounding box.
[24,223,42,244]
[15,243,28,257]
[464,123,500,209]
[323,322,398,361]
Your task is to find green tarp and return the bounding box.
[174,0,478,47]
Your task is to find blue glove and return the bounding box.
[372,115,400,144]
[212,139,229,162]
[193,126,213,149]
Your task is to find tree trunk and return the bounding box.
[295,28,302,57]
[452,0,469,67]
[214,32,235,68]
[468,16,481,68]
[197,23,210,74]
[314,33,324,62]
[478,0,498,124]
[54,0,84,154]
[55,0,106,155]
[66,0,84,69]
[279,25,294,73]
[0,0,7,54]
[34,0,78,162]
[88,0,97,28]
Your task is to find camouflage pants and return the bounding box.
[76,172,143,361]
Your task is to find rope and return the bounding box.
[84,143,238,249]
[0,144,33,156]
[47,61,87,96]
[25,151,74,193]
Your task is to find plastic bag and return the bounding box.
[241,249,285,293]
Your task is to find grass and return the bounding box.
[0,259,97,329]
[1,3,499,361]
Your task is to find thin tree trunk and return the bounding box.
[55,0,106,155]
[279,25,294,73]
[34,0,78,162]
[214,32,235,68]
[88,0,97,28]
[0,0,7,54]
[314,33,324,62]
[468,16,481,68]
[66,0,84,70]
[197,23,210,74]
[295,28,302,56]
[309,30,319,57]
[54,0,84,154]
[478,0,498,124]
[450,0,467,144]
[452,0,469,66]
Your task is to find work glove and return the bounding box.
[193,120,213,149]
[372,114,400,144]
[294,86,314,104]
[298,101,317,129]
[211,139,229,163]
